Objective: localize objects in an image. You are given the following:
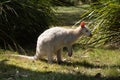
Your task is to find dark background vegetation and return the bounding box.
[0,0,120,50]
[0,0,55,50]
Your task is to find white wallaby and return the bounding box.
[12,21,92,64]
[34,21,92,63]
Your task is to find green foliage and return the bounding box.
[84,0,120,47]
[0,0,55,50]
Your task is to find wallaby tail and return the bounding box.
[7,54,35,61]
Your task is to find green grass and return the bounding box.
[0,48,120,80]
[55,5,90,26]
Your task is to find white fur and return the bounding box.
[34,26,92,63]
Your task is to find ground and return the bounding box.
[0,48,120,80]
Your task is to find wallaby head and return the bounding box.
[80,21,92,37]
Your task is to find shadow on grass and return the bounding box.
[39,58,120,69]
[0,59,119,80]
[61,60,120,69]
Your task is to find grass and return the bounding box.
[0,48,120,80]
[55,5,90,26]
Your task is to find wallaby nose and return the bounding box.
[89,34,92,37]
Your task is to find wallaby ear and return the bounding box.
[80,21,85,28]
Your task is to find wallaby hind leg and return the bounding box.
[67,46,73,57]
[47,52,53,64]
[56,49,62,64]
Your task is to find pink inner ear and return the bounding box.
[80,21,85,28]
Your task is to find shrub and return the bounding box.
[0,0,55,50]
[82,0,120,48]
